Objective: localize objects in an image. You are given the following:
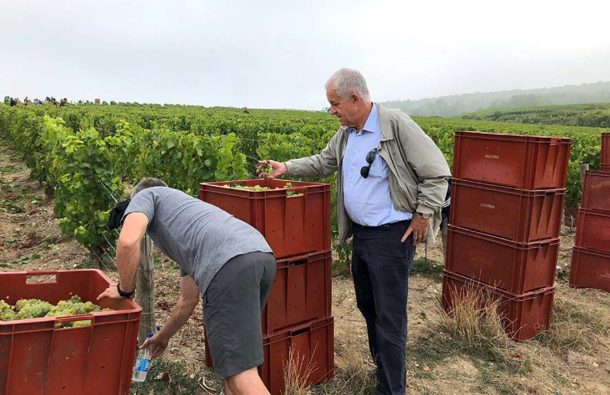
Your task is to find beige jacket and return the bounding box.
[286,104,451,245]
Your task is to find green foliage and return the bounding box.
[1,102,607,262]
[464,102,610,128]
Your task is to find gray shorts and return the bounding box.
[203,251,276,378]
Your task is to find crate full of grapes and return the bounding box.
[0,270,141,395]
[199,179,331,258]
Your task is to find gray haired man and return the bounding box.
[261,69,450,394]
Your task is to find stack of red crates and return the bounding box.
[443,131,571,341]
[569,134,610,292]
[199,179,334,394]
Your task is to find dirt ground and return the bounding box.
[1,144,609,395]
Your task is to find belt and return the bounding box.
[352,219,409,231]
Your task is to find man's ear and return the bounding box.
[351,92,360,103]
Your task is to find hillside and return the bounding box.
[462,103,610,128]
[383,81,610,117]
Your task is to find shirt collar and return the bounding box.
[357,103,378,135]
[343,103,379,135]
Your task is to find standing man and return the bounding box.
[261,69,450,394]
[97,178,275,395]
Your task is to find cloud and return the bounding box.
[2,0,610,109]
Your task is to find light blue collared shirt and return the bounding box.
[342,104,413,226]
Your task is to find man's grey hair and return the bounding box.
[131,178,168,198]
[326,68,370,100]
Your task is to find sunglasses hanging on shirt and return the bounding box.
[360,148,379,178]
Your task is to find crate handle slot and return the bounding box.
[26,272,58,284]
[291,327,310,336]
[289,260,307,268]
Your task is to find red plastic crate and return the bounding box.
[260,317,334,395]
[0,270,141,395]
[450,178,564,242]
[452,131,571,189]
[442,270,554,341]
[575,209,610,253]
[581,171,610,212]
[263,250,332,335]
[199,179,331,258]
[569,247,610,292]
[445,225,558,294]
[602,133,610,166]
[206,317,334,395]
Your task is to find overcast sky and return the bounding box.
[2,0,610,110]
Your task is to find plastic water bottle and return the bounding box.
[132,333,153,382]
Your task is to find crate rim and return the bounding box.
[455,130,572,143]
[452,177,566,195]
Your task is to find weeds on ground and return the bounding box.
[316,328,376,394]
[409,284,535,394]
[283,346,319,395]
[536,296,606,353]
[410,257,444,282]
[130,359,215,394]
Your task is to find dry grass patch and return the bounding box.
[283,346,319,395]
[536,296,607,353]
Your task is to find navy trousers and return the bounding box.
[351,220,415,395]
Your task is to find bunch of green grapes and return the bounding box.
[47,296,102,317]
[1,296,108,328]
[225,184,272,191]
[0,300,16,321]
[256,161,273,178]
[14,299,53,319]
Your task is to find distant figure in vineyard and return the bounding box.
[98,178,275,395]
[243,107,250,114]
[260,68,450,395]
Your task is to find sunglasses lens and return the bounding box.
[360,166,370,178]
[366,150,376,164]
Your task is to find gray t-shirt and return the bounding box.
[123,187,273,295]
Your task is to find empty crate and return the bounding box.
[450,178,564,242]
[445,225,558,294]
[442,270,554,341]
[569,247,610,292]
[575,209,610,253]
[581,171,610,212]
[0,270,141,395]
[262,250,332,335]
[199,179,331,258]
[453,131,571,189]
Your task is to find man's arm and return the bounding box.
[97,212,149,300]
[143,275,200,359]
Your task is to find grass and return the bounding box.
[409,283,538,394]
[410,257,444,281]
[130,359,212,394]
[283,346,319,395]
[536,297,607,353]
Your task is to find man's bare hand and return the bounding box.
[401,213,430,246]
[96,284,122,300]
[256,160,287,179]
[142,332,169,359]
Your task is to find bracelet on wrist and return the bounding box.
[117,283,135,298]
